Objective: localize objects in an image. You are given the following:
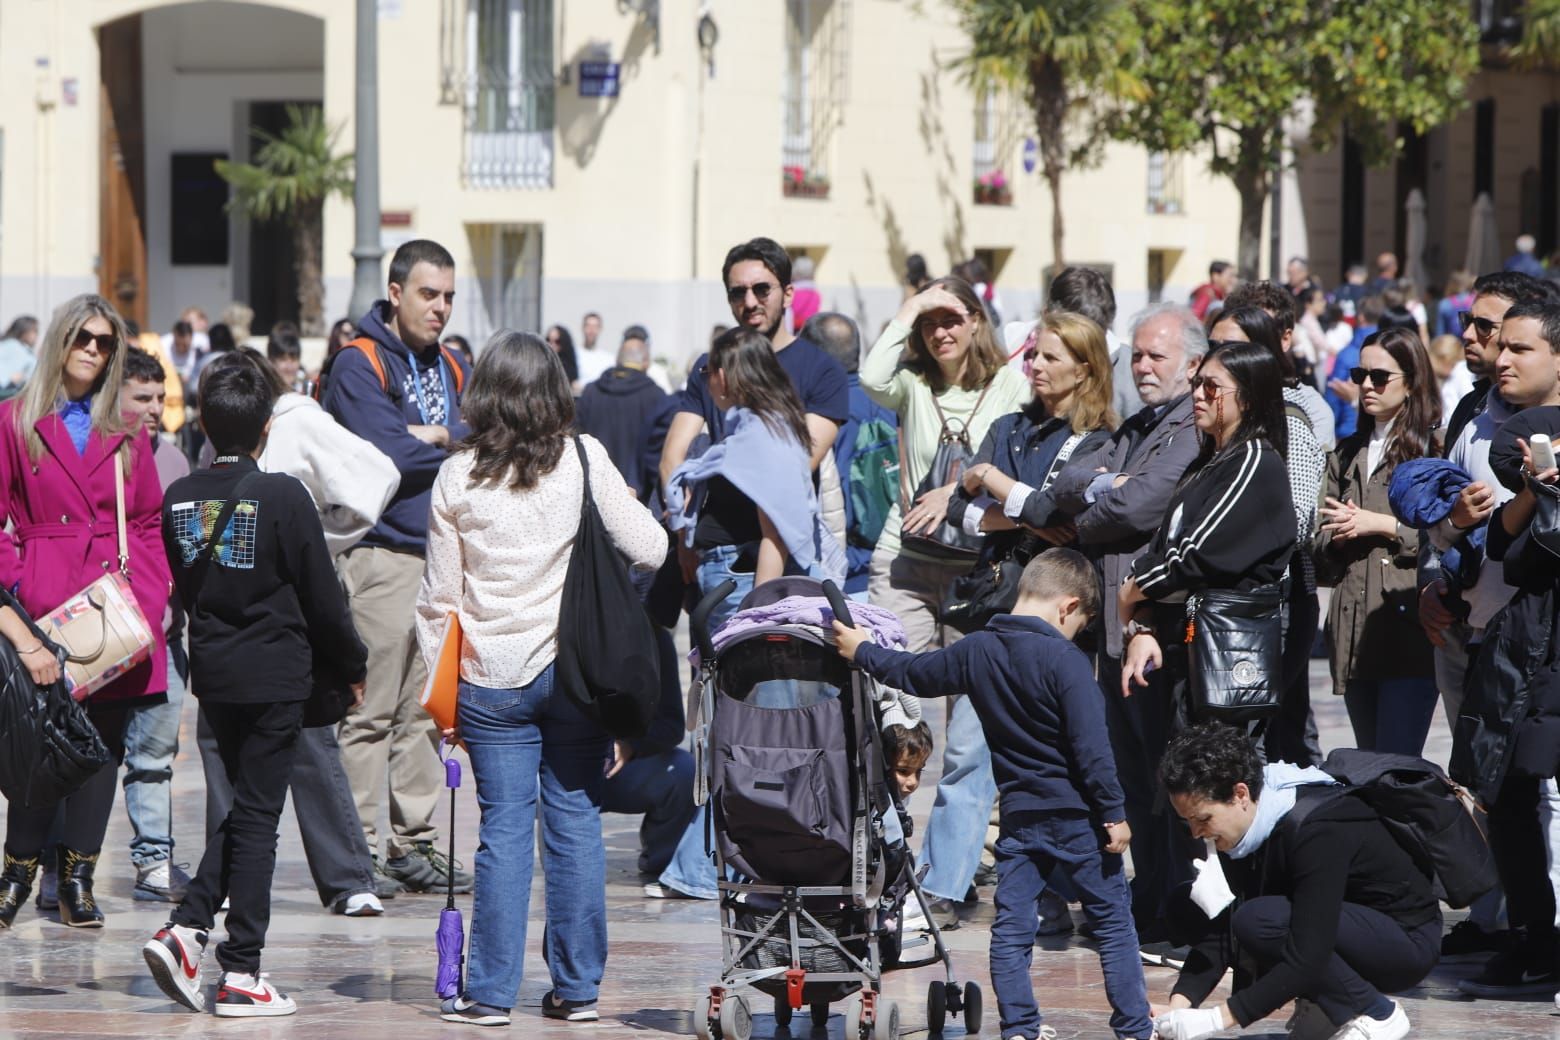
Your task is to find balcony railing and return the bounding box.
[1475,0,1524,45]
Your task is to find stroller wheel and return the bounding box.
[694,995,714,1040]
[810,1001,830,1027]
[719,992,753,1040]
[962,982,983,1034]
[774,996,793,1028]
[926,981,947,1033]
[873,998,901,1040]
[845,995,864,1040]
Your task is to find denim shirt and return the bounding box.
[60,396,93,455]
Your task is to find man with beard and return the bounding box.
[659,237,849,579]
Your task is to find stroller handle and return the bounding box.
[822,579,855,629]
[691,579,738,663]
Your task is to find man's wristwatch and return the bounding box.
[1124,618,1155,642]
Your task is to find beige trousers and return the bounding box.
[337,545,442,858]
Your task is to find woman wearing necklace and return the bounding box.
[0,294,172,928]
[1315,327,1440,755]
[1117,341,1297,719]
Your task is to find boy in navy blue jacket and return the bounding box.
[834,549,1151,1040]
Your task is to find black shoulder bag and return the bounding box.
[1184,573,1289,723]
[188,473,354,728]
[555,438,661,738]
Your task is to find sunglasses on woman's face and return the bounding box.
[71,328,118,355]
[1188,375,1234,399]
[1349,367,1402,390]
[1458,311,1500,338]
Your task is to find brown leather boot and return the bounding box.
[57,847,105,928]
[0,852,40,929]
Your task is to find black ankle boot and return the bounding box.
[57,847,104,928]
[0,852,40,929]
[34,847,57,911]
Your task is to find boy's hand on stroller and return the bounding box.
[1103,820,1131,854]
[605,739,634,779]
[831,620,868,662]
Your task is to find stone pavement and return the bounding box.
[2,657,1559,1038]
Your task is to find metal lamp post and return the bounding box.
[348,0,383,319]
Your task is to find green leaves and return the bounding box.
[1515,0,1560,69]
[214,104,354,225]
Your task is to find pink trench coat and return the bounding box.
[0,400,170,702]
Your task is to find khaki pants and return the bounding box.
[337,545,442,858]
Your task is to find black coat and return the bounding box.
[575,366,667,498]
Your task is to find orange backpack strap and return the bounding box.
[439,345,466,394]
[344,337,388,392]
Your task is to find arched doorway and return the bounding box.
[97,2,325,334]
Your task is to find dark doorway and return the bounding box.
[1340,134,1365,273]
[1542,105,1559,258]
[244,101,317,337]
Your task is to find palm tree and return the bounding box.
[1515,0,1560,67]
[948,0,1146,269]
[216,105,353,336]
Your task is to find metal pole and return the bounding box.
[1269,140,1283,281]
[347,0,383,320]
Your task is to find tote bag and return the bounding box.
[555,438,661,738]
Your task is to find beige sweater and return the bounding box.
[416,436,669,689]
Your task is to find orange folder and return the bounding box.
[420,612,462,731]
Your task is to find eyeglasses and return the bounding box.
[915,312,969,334]
[1188,375,1235,399]
[1458,311,1500,338]
[726,281,776,305]
[1349,367,1402,390]
[71,328,118,355]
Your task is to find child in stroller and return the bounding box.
[687,576,982,1040]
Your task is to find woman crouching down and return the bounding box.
[416,331,668,1026]
[1149,724,1439,1040]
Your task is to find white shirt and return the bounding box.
[1366,417,1393,477]
[416,435,669,689]
[575,346,615,387]
[1439,362,1476,425]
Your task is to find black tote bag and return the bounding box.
[555,438,661,739]
[1185,579,1287,723]
[0,588,110,808]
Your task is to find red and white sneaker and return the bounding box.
[213,971,297,1018]
[142,924,209,1011]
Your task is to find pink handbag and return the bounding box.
[38,461,155,700]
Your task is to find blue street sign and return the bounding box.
[579,62,621,98]
[1022,137,1038,174]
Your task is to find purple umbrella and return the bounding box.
[435,743,465,999]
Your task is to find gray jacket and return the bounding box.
[1051,393,1202,658]
[1109,331,1142,423]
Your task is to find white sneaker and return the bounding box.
[1325,1002,1408,1040]
[213,971,297,1017]
[143,924,209,1011]
[333,891,384,917]
[134,861,192,902]
[642,881,696,899]
[1285,998,1333,1040]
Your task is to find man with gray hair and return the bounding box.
[1050,301,1207,960]
[1505,233,1546,279]
[575,324,667,498]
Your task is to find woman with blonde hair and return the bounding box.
[860,275,1029,925]
[0,294,172,929]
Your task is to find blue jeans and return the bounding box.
[601,748,697,876]
[991,812,1151,1040]
[123,642,188,868]
[458,666,610,1009]
[696,545,756,634]
[918,694,997,901]
[659,803,720,899]
[1343,676,1439,757]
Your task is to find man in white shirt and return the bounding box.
[574,310,615,386]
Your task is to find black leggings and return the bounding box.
[5,702,133,858]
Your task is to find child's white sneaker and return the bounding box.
[213,971,297,1017]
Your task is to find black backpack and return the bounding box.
[1289,748,1497,909]
[555,437,661,738]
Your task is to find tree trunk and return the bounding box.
[293,202,325,337]
[1030,57,1069,273]
[1231,164,1269,283]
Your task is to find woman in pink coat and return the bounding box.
[0,294,171,929]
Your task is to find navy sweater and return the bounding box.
[321,303,470,553]
[854,615,1125,822]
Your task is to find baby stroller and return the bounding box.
[685,576,983,1040]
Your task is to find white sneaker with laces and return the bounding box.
[214,971,297,1017]
[134,861,192,902]
[1325,1001,1408,1040]
[142,923,209,1011]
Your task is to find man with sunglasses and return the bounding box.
[1415,272,1560,966]
[658,238,849,578]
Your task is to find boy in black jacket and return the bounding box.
[833,549,1152,1040]
[143,362,368,1018]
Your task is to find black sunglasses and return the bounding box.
[1458,310,1500,337]
[1349,367,1402,389]
[72,328,118,354]
[726,281,776,305]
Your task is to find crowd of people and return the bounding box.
[1,228,1560,1040]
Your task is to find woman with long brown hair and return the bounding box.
[860,275,1029,925]
[1316,326,1442,754]
[417,330,666,1025]
[0,294,172,928]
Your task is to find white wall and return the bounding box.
[140,3,323,330]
